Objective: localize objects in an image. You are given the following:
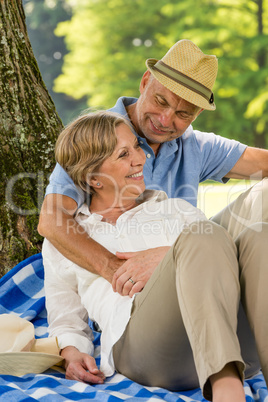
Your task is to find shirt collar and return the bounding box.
[76,190,168,223]
[111,97,137,120]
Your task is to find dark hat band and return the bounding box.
[151,60,214,104]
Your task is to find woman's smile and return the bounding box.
[126,170,144,179]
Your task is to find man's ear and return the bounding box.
[193,108,204,122]
[139,70,151,94]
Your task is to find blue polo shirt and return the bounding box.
[45,97,247,207]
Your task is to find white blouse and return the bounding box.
[43,190,206,376]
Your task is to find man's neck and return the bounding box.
[125,102,138,132]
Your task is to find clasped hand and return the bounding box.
[112,246,170,297]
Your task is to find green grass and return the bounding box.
[197,179,258,218]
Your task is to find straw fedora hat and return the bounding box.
[146,39,218,111]
[0,314,63,376]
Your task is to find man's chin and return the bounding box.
[144,131,165,144]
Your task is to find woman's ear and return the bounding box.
[89,176,103,189]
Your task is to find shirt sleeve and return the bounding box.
[192,130,247,183]
[43,240,95,356]
[45,163,86,207]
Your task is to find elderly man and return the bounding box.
[38,39,268,293]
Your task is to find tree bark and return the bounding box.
[0,0,63,276]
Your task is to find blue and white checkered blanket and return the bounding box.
[0,253,267,401]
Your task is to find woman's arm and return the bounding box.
[43,247,105,383]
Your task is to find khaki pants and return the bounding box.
[113,179,268,401]
[211,178,268,238]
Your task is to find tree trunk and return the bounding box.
[0,0,63,276]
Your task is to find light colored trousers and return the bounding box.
[113,178,268,401]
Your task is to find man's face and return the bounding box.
[129,71,202,151]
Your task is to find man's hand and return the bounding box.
[103,254,127,283]
[112,247,170,297]
[61,346,105,384]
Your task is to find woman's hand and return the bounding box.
[112,247,170,297]
[61,346,105,384]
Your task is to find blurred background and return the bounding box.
[22,0,267,215]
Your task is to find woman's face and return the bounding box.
[93,123,146,205]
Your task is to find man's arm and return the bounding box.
[226,146,268,179]
[39,194,170,291]
[38,194,124,283]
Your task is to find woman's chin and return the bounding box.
[124,183,145,196]
[135,183,146,196]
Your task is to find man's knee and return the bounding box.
[211,178,268,238]
[262,177,268,204]
[250,178,268,218]
[236,222,268,254]
[262,177,268,190]
[173,220,234,257]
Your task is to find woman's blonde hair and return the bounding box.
[55,111,131,194]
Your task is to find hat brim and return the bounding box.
[146,58,216,111]
[0,352,63,376]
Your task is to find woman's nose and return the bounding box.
[133,148,146,166]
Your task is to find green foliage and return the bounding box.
[54,0,176,107]
[22,0,88,124]
[55,0,268,147]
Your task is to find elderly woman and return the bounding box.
[42,111,268,402]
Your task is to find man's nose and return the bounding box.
[158,109,174,127]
